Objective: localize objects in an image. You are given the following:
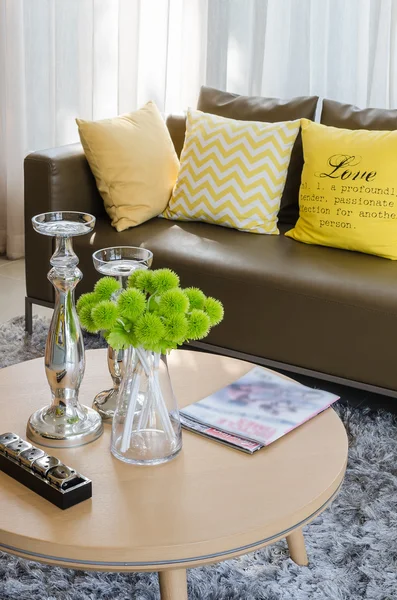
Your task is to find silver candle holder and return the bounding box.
[91,246,153,421]
[27,211,103,448]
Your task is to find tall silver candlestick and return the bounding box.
[27,211,103,448]
[91,246,153,420]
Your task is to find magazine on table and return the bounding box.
[180,367,339,454]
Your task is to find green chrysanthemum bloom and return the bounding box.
[117,288,146,321]
[158,288,189,316]
[76,292,98,315]
[134,313,165,350]
[94,277,121,301]
[128,269,155,294]
[184,287,206,310]
[204,297,224,326]
[91,300,119,330]
[187,309,211,340]
[107,321,135,350]
[79,305,98,334]
[127,269,140,289]
[163,313,188,343]
[151,269,179,294]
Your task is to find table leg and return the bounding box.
[286,528,309,566]
[158,568,188,600]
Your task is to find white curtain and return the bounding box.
[1,0,397,259]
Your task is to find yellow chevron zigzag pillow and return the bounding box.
[162,109,300,234]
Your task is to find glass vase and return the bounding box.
[111,346,182,465]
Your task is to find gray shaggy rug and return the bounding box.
[0,316,396,600]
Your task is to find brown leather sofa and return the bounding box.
[24,87,397,397]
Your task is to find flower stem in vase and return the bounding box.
[120,365,142,453]
[153,354,176,443]
[137,375,153,430]
[135,348,176,444]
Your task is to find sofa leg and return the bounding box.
[25,297,33,335]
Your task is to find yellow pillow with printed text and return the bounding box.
[285,119,397,259]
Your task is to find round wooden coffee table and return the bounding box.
[0,349,348,599]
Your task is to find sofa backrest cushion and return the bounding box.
[321,99,397,130]
[196,86,319,224]
[166,115,186,158]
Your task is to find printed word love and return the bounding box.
[315,154,377,182]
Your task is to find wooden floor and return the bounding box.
[0,258,52,325]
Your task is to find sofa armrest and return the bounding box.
[24,142,105,217]
[24,143,106,304]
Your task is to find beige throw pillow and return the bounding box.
[76,102,179,232]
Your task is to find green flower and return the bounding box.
[134,313,165,350]
[127,269,141,289]
[107,321,135,350]
[117,288,146,321]
[80,266,224,352]
[79,305,98,333]
[184,287,206,310]
[151,269,180,294]
[204,297,224,326]
[91,300,118,330]
[76,292,98,315]
[128,269,155,294]
[158,288,189,316]
[94,277,121,301]
[187,309,211,340]
[163,313,188,343]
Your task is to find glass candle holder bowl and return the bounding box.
[92,246,153,282]
[32,211,96,237]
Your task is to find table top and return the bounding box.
[0,349,348,571]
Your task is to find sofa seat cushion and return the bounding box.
[74,217,397,390]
